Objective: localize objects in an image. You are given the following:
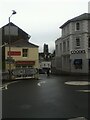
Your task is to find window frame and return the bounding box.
[75,22,80,31]
[76,37,80,47]
[88,37,90,48]
[22,49,28,57]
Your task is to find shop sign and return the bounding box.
[16,61,35,65]
[8,51,21,56]
[71,50,85,54]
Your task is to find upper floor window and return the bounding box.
[22,49,28,57]
[63,41,66,52]
[56,45,58,55]
[67,40,69,51]
[76,38,80,47]
[88,37,90,48]
[76,22,80,30]
[60,43,62,53]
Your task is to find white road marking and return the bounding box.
[68,116,87,120]
[37,81,46,86]
[65,81,90,86]
[77,90,90,93]
[0,81,20,91]
[37,83,41,86]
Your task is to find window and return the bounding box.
[63,41,66,52]
[67,40,69,51]
[74,59,82,69]
[56,45,58,55]
[16,65,21,68]
[76,38,80,47]
[88,38,90,48]
[60,43,62,53]
[76,22,80,30]
[22,49,28,57]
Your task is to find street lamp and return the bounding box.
[8,10,16,80]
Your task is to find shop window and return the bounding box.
[74,59,82,69]
[16,65,21,68]
[22,49,28,57]
[22,65,27,68]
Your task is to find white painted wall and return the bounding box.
[55,18,90,74]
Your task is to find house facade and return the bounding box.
[1,22,39,78]
[5,39,39,70]
[55,13,90,74]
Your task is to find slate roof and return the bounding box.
[2,22,30,38]
[60,13,90,28]
[6,39,38,48]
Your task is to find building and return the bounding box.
[5,39,39,70]
[55,13,90,75]
[39,44,51,73]
[43,44,48,54]
[1,22,39,78]
[88,1,90,13]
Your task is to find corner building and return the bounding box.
[1,22,39,72]
[55,13,90,74]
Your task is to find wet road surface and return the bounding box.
[2,74,89,119]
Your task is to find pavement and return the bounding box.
[2,74,89,119]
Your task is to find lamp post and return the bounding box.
[8,10,16,80]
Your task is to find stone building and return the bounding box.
[1,22,39,79]
[55,13,90,74]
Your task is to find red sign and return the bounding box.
[8,51,21,56]
[16,61,35,65]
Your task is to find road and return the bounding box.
[2,74,89,119]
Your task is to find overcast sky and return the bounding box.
[0,0,89,52]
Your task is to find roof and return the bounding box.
[2,22,31,39]
[6,39,39,48]
[60,13,90,28]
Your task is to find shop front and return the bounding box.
[73,59,82,69]
[15,61,35,68]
